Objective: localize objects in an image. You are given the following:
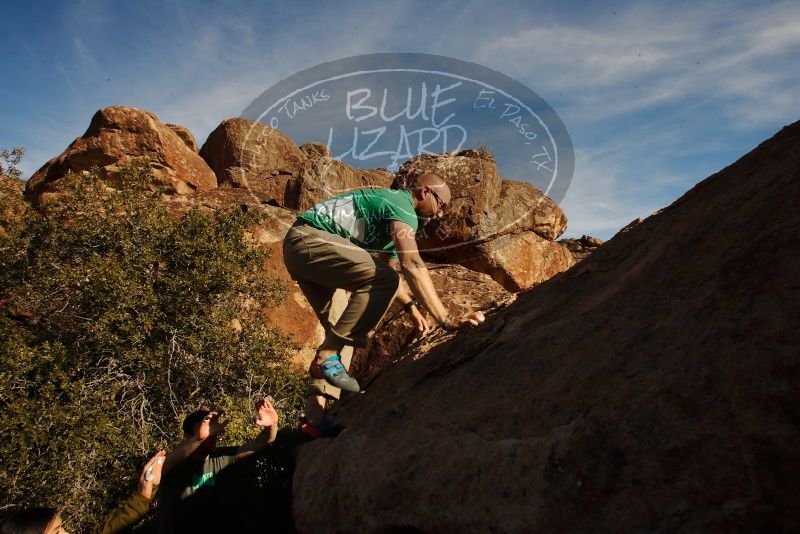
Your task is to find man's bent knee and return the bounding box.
[377,263,401,289]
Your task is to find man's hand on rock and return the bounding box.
[408,305,430,340]
[460,310,485,327]
[443,310,485,331]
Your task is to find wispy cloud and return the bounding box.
[465,1,799,237]
[3,0,797,239]
[477,1,800,124]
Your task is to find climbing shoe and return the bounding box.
[319,354,361,393]
[299,416,346,439]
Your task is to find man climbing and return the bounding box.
[282,173,485,425]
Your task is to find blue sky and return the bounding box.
[1,0,798,239]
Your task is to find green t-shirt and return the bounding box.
[297,188,418,258]
[158,447,238,533]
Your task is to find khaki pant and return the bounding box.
[319,291,354,398]
[283,223,400,398]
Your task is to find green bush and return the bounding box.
[0,162,307,531]
[0,147,24,180]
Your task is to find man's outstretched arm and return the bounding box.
[93,450,166,534]
[378,252,430,339]
[390,220,484,329]
[236,397,279,461]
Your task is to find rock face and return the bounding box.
[199,118,307,206]
[349,264,514,383]
[18,104,576,359]
[299,141,332,160]
[294,156,394,212]
[396,151,570,291]
[199,118,393,210]
[395,149,503,247]
[292,122,800,532]
[460,230,575,292]
[25,106,216,204]
[485,179,568,241]
[246,203,327,363]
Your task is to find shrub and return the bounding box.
[0,151,27,233]
[0,147,24,180]
[0,162,306,531]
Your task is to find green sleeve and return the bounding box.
[380,196,416,227]
[380,196,415,259]
[93,491,153,534]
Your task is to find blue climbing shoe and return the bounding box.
[319,355,361,393]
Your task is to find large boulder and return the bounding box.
[459,230,575,292]
[394,151,569,291]
[480,179,567,241]
[395,152,567,247]
[294,156,393,212]
[292,121,800,532]
[448,180,573,291]
[349,263,514,383]
[199,119,393,210]
[25,106,216,204]
[199,118,307,206]
[394,149,503,249]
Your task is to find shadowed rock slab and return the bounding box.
[292,121,800,533]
